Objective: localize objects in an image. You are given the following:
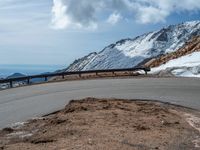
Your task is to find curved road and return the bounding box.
[0,77,200,128]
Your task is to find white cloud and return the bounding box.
[51,0,99,30]
[136,6,169,24]
[107,12,122,25]
[51,0,200,30]
[51,0,70,29]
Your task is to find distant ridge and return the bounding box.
[7,73,26,79]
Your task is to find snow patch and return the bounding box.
[115,32,155,58]
[185,113,200,132]
[10,122,27,129]
[185,113,200,148]
[151,52,200,77]
[7,131,33,139]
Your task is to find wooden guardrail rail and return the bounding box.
[0,67,151,88]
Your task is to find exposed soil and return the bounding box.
[0,98,200,150]
[50,71,142,82]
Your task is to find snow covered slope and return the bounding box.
[66,21,200,71]
[66,52,97,71]
[151,52,200,77]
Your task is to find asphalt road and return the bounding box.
[0,78,200,128]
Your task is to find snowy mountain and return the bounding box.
[65,21,200,73]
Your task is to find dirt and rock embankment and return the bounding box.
[144,36,200,68]
[1,98,200,150]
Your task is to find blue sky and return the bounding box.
[0,0,200,66]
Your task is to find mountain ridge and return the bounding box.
[65,20,200,72]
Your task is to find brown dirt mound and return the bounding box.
[0,98,200,150]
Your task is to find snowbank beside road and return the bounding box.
[151,52,200,77]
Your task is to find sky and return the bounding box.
[0,0,200,66]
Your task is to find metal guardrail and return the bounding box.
[0,67,151,88]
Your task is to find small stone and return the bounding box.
[88,138,93,145]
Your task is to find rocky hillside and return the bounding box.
[144,36,200,68]
[145,36,200,77]
[65,21,200,71]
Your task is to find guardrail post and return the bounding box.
[144,67,151,75]
[10,81,13,88]
[62,75,65,79]
[79,74,81,78]
[45,76,48,82]
[27,78,30,85]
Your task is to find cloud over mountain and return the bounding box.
[51,0,200,30]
